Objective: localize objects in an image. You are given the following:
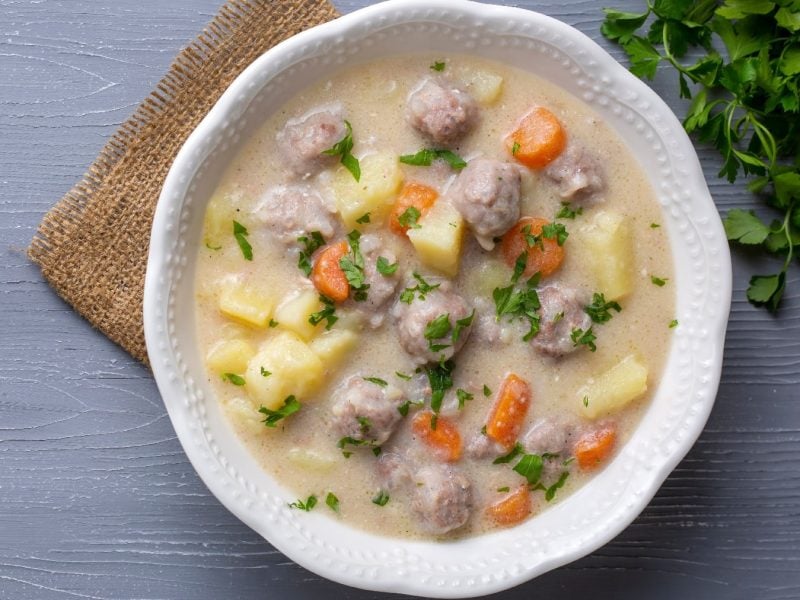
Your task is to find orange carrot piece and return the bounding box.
[389,182,438,235]
[574,425,617,470]
[485,373,532,450]
[486,485,532,527]
[412,411,462,462]
[500,217,565,278]
[311,241,350,302]
[506,106,566,169]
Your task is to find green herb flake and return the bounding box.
[376,256,399,276]
[513,454,544,486]
[325,492,340,513]
[542,222,569,246]
[288,495,317,511]
[430,61,446,72]
[493,442,524,465]
[259,395,301,428]
[583,395,589,408]
[339,230,370,301]
[356,212,371,224]
[544,471,570,501]
[651,275,668,287]
[364,376,388,387]
[372,490,390,506]
[322,119,360,181]
[260,367,271,378]
[585,292,622,324]
[398,206,422,230]
[400,271,441,304]
[497,486,510,493]
[426,359,455,421]
[669,319,679,329]
[399,148,467,170]
[221,372,245,386]
[297,231,326,276]
[395,371,413,381]
[483,384,492,397]
[556,202,583,220]
[232,221,253,261]
[424,313,452,352]
[456,388,474,409]
[570,327,597,352]
[268,318,279,328]
[337,436,379,457]
[650,222,661,229]
[511,141,521,156]
[309,294,338,330]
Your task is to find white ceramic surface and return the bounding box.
[143,1,732,596]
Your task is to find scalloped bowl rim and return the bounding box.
[143,0,731,597]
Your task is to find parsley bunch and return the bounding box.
[602,0,800,311]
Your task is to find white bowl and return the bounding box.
[143,0,731,596]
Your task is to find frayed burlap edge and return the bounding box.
[28,0,339,365]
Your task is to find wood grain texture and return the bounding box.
[1,1,798,599]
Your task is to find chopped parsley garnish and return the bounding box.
[651,275,668,287]
[337,436,379,458]
[570,327,597,352]
[308,294,338,330]
[260,366,271,378]
[456,388,474,409]
[372,490,390,506]
[398,206,422,230]
[259,395,301,428]
[556,202,583,220]
[222,372,245,386]
[426,359,455,427]
[493,442,524,465]
[480,425,487,435]
[325,492,340,513]
[395,371,413,381]
[583,395,589,408]
[268,318,279,328]
[288,495,317,511]
[400,271,441,304]
[322,119,360,181]
[399,148,467,170]
[232,220,253,261]
[397,399,423,417]
[497,486,510,493]
[513,454,544,486]
[650,222,660,229]
[541,222,569,246]
[544,472,569,502]
[364,376,388,387]
[452,310,474,344]
[297,231,325,276]
[430,61,446,72]
[339,230,370,301]
[511,141,521,156]
[424,313,452,352]
[376,256,398,276]
[585,292,622,324]
[356,212,371,224]
[357,416,371,434]
[483,384,492,397]
[669,319,679,329]
[493,257,541,342]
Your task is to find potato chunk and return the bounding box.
[332,152,403,228]
[218,284,274,328]
[578,354,648,419]
[407,199,465,277]
[245,332,323,410]
[287,447,337,473]
[458,68,504,105]
[581,211,634,300]
[309,329,357,370]
[203,194,235,249]
[273,289,325,340]
[206,339,255,374]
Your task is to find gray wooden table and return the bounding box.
[1,1,798,598]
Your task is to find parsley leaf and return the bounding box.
[483,384,492,397]
[651,275,668,287]
[288,495,317,511]
[542,222,569,246]
[297,231,325,276]
[426,359,454,422]
[260,366,271,377]
[456,388,474,409]
[337,436,380,458]
[397,399,423,417]
[424,313,452,353]
[430,61,446,72]
[723,208,770,244]
[322,119,360,181]
[308,294,338,330]
[398,206,422,229]
[325,492,340,512]
[395,371,412,381]
[372,490,390,506]
[364,376,388,387]
[570,327,597,352]
[493,443,524,465]
[493,266,541,342]
[355,212,371,224]
[232,221,253,261]
[585,292,622,323]
[555,202,583,220]
[259,396,301,427]
[339,230,370,301]
[222,372,245,386]
[669,318,679,328]
[399,148,467,170]
[400,272,441,304]
[376,256,398,276]
[544,471,570,501]
[513,454,544,486]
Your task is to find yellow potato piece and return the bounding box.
[581,211,635,301]
[407,199,465,277]
[309,329,357,371]
[458,68,504,105]
[225,397,263,434]
[332,152,403,228]
[578,354,649,419]
[274,289,325,340]
[218,284,274,328]
[245,332,323,410]
[287,447,337,473]
[206,339,255,374]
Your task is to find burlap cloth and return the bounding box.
[27,0,339,365]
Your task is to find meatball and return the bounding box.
[450,159,522,250]
[330,376,406,446]
[521,417,577,455]
[352,234,401,328]
[393,285,474,365]
[376,452,414,492]
[406,78,477,146]
[410,465,472,535]
[255,184,338,245]
[465,433,506,460]
[531,285,591,357]
[543,144,605,206]
[277,106,347,178]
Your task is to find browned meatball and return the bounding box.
[330,376,406,446]
[406,78,477,146]
[410,464,472,535]
[277,107,347,178]
[351,234,401,328]
[450,158,522,250]
[531,285,591,357]
[393,284,474,365]
[521,417,577,455]
[543,144,605,206]
[256,184,338,245]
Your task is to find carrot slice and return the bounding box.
[311,241,350,302]
[486,485,532,526]
[485,373,532,450]
[412,411,462,462]
[506,106,566,169]
[389,182,438,235]
[500,217,565,278]
[574,425,617,470]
